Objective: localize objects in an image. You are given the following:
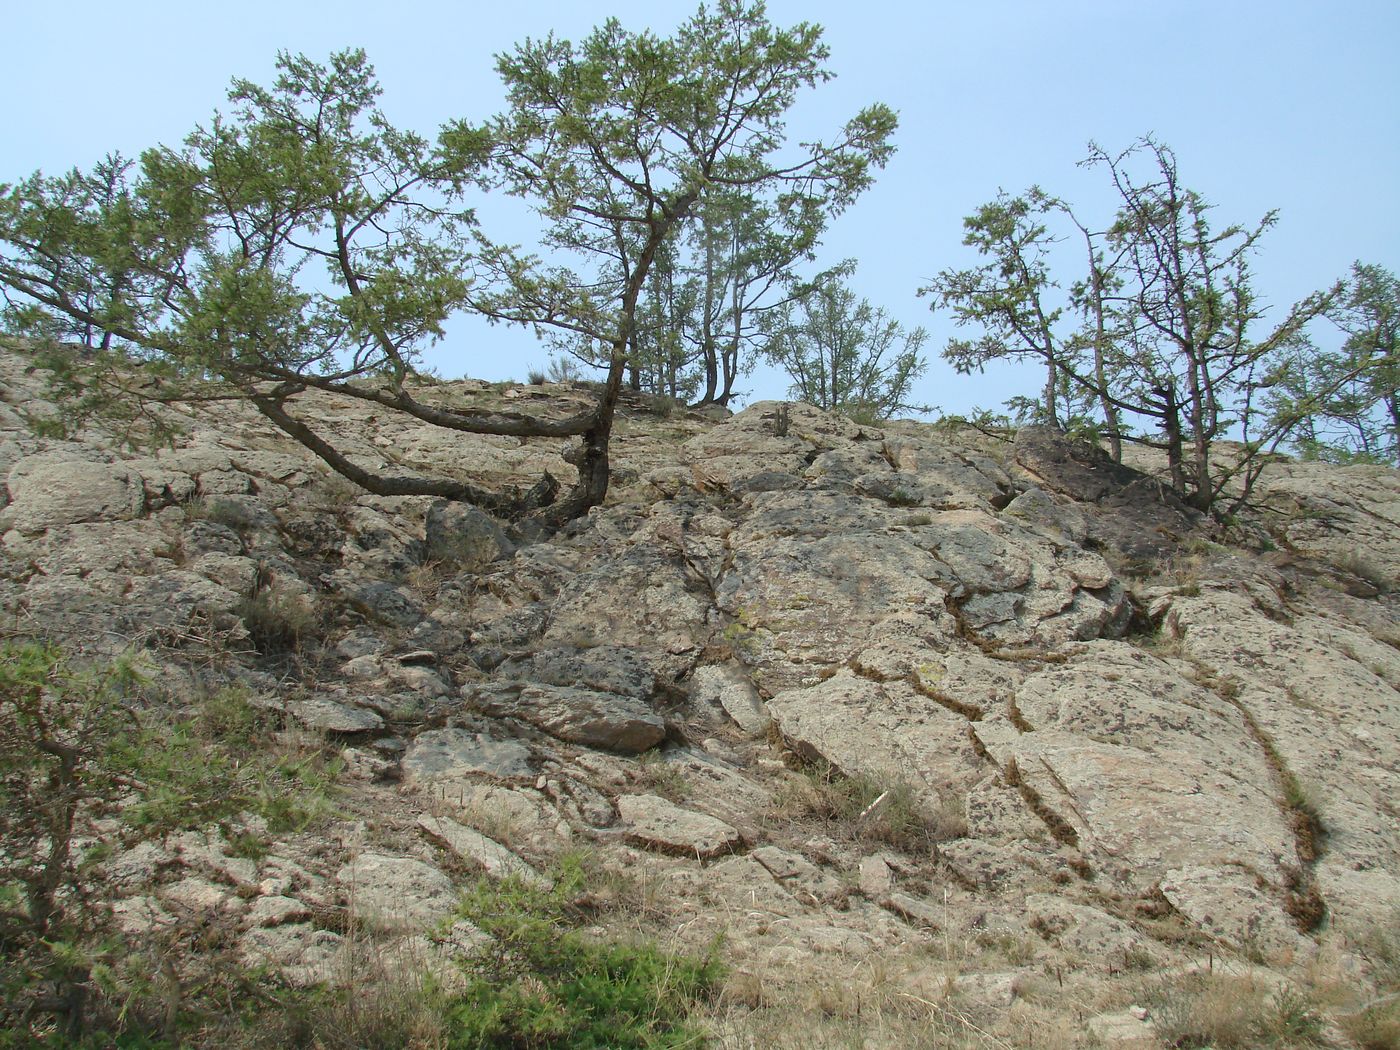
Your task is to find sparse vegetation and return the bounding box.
[773,761,964,853]
[237,589,320,656]
[450,856,724,1048]
[635,749,692,800]
[1142,972,1326,1048]
[0,645,344,1044]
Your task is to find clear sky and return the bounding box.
[4,1,1397,416]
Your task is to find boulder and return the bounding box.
[473,683,665,755]
[424,500,514,571]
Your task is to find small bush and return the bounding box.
[1144,973,1326,1048]
[450,855,723,1048]
[0,646,343,1044]
[1341,998,1400,1050]
[1338,909,1400,1049]
[237,590,319,656]
[0,643,149,1041]
[643,393,677,418]
[635,749,691,800]
[773,763,962,853]
[546,356,583,383]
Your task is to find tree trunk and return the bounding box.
[1158,385,1187,498]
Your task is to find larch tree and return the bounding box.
[1268,262,1399,465]
[927,136,1343,514]
[762,266,930,422]
[0,1,896,528]
[0,50,567,517]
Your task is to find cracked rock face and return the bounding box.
[3,350,1398,1037]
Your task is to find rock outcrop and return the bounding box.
[2,345,1397,1045]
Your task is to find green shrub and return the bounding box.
[449,855,723,1048]
[0,647,342,1044]
[237,590,320,656]
[0,643,148,1042]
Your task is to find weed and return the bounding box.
[546,356,584,383]
[635,749,692,800]
[1340,997,1400,1050]
[308,473,363,514]
[237,589,319,656]
[1143,973,1326,1048]
[450,855,724,1048]
[772,762,963,854]
[1329,550,1393,593]
[182,496,253,532]
[642,393,678,418]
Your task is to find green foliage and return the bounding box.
[0,643,147,1040]
[449,856,723,1048]
[1,9,895,523]
[1268,262,1399,466]
[0,49,539,517]
[0,51,482,386]
[763,266,930,421]
[0,646,340,1042]
[924,137,1344,512]
[475,0,897,416]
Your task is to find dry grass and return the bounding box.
[1140,971,1325,1048]
[1322,909,1400,1050]
[703,955,1122,1050]
[769,763,966,855]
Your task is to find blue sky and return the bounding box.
[4,1,1397,416]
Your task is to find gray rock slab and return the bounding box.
[1159,865,1305,956]
[239,923,345,987]
[498,645,659,700]
[616,793,741,858]
[402,727,534,783]
[417,813,549,886]
[246,895,312,928]
[690,663,770,736]
[286,694,385,734]
[1023,895,1155,967]
[424,500,514,571]
[1,454,144,533]
[475,684,665,755]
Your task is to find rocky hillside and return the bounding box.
[2,345,1398,1048]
